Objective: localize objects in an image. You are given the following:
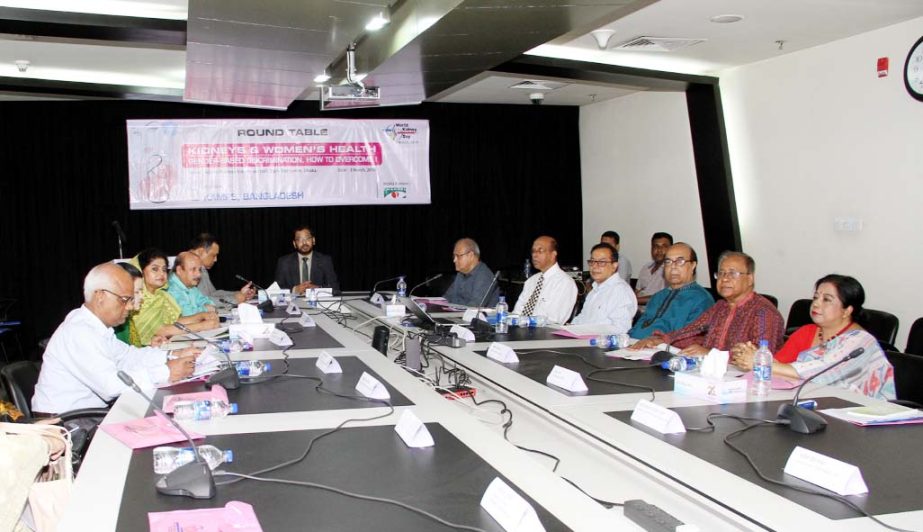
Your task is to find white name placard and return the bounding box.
[315,351,342,374]
[462,308,480,322]
[450,325,475,342]
[545,365,588,393]
[385,304,406,318]
[487,342,519,364]
[370,292,385,305]
[285,301,301,315]
[630,399,686,434]
[298,313,316,327]
[268,328,293,347]
[356,372,390,400]
[479,477,545,532]
[394,410,434,448]
[784,446,868,496]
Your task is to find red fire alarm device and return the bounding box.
[878,57,889,78]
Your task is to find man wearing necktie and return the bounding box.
[513,235,577,324]
[274,226,341,295]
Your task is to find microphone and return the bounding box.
[117,371,216,499]
[112,220,127,259]
[236,274,273,313]
[777,347,865,434]
[408,273,443,297]
[474,270,501,312]
[468,270,502,333]
[368,275,402,299]
[173,322,240,390]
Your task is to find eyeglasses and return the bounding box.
[99,289,134,305]
[586,259,614,267]
[714,270,749,280]
[663,257,693,267]
[453,251,472,259]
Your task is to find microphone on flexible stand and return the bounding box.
[777,347,865,434]
[408,273,443,297]
[469,271,502,333]
[235,274,273,313]
[117,371,216,499]
[112,220,127,259]
[173,321,240,390]
[368,275,402,300]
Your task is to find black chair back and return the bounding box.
[885,350,923,405]
[905,317,923,356]
[760,293,778,308]
[0,360,40,418]
[785,298,812,336]
[862,309,899,347]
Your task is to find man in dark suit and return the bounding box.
[274,226,340,295]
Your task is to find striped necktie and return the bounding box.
[522,273,544,316]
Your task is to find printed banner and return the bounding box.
[126,118,430,209]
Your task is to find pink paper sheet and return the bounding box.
[100,413,204,449]
[552,329,596,339]
[162,385,229,413]
[148,501,263,532]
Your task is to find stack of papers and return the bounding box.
[820,403,923,426]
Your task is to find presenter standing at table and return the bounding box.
[275,225,341,295]
[513,236,577,324]
[443,238,499,307]
[570,242,636,331]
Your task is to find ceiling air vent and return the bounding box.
[508,80,568,90]
[615,36,706,52]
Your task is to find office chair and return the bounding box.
[885,350,923,408]
[861,309,899,349]
[785,298,812,336]
[1,360,40,419]
[759,293,778,308]
[905,317,923,356]
[0,297,23,363]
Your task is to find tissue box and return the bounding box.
[673,371,748,404]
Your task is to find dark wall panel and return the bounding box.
[0,100,582,353]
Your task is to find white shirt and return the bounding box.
[32,306,169,413]
[636,260,667,297]
[513,262,578,324]
[571,273,638,332]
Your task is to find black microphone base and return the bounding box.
[155,461,216,499]
[206,366,241,390]
[778,403,827,434]
[259,299,274,313]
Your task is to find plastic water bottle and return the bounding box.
[495,296,509,333]
[307,288,318,308]
[589,335,618,349]
[153,445,234,475]
[235,360,270,377]
[751,339,773,397]
[173,400,238,421]
[662,356,700,372]
[523,258,531,280]
[396,276,407,297]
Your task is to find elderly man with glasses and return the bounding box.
[570,243,637,332]
[32,263,199,416]
[443,238,499,307]
[631,251,783,355]
[629,243,714,339]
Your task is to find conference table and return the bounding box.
[59,297,923,531]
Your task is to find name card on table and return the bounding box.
[450,325,475,342]
[315,351,342,374]
[237,303,263,324]
[630,399,686,434]
[545,365,588,393]
[783,446,868,496]
[487,343,519,364]
[298,313,316,327]
[356,372,390,400]
[385,304,406,318]
[268,328,293,347]
[479,477,545,532]
[394,410,435,448]
[285,301,301,315]
[370,292,385,305]
[462,308,487,322]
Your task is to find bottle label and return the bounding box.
[753,365,772,382]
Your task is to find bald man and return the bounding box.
[512,236,578,324]
[167,251,217,319]
[32,263,200,415]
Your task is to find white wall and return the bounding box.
[721,17,923,347]
[580,91,709,285]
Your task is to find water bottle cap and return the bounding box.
[758,339,769,347]
[589,338,598,346]
[263,362,271,371]
[229,402,239,414]
[498,296,505,302]
[225,449,234,463]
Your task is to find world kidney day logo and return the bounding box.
[383,186,407,199]
[384,123,418,142]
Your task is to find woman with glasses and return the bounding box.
[732,274,895,400]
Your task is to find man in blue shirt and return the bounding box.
[166,252,216,318]
[629,243,713,339]
[443,238,499,307]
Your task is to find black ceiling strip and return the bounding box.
[0,7,186,45]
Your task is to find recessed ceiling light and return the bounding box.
[710,14,744,24]
[313,73,331,83]
[365,12,389,31]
